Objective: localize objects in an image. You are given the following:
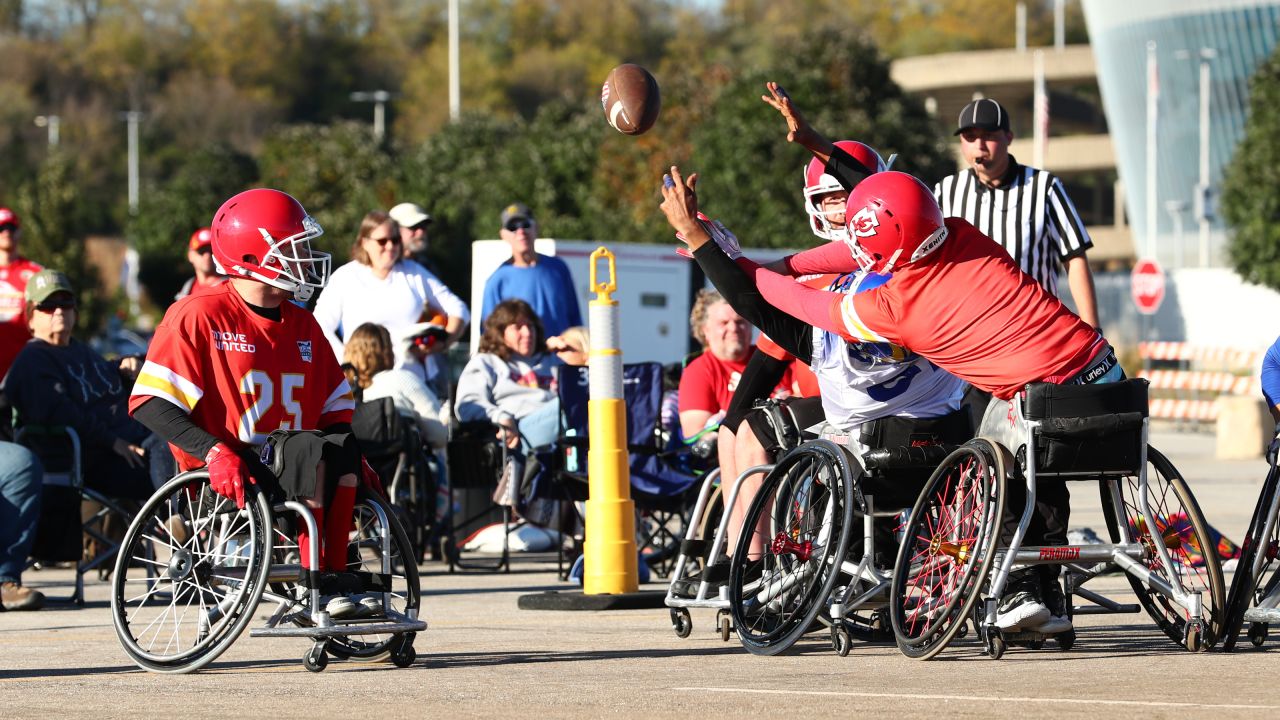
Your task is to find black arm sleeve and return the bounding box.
[693,242,813,363]
[722,351,790,432]
[132,397,221,460]
[825,145,875,192]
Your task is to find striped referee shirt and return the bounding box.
[934,155,1092,296]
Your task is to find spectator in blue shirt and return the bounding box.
[480,203,582,337]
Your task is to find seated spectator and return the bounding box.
[456,299,562,499]
[677,289,790,440]
[0,441,43,611]
[546,326,590,368]
[343,322,448,449]
[3,270,171,499]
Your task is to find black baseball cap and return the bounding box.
[955,98,1011,135]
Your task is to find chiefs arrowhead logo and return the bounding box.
[849,207,880,238]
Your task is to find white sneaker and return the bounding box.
[324,595,358,619]
[994,589,1051,631]
[1027,613,1073,634]
[357,595,384,618]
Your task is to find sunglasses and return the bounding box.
[195,246,212,255]
[35,297,76,313]
[367,234,400,246]
[504,218,533,232]
[0,224,16,234]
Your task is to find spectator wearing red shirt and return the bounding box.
[0,208,43,380]
[173,227,226,302]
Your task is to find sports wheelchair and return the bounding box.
[1221,442,1280,650]
[720,409,972,656]
[110,458,425,674]
[889,379,1224,660]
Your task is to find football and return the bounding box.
[601,63,661,136]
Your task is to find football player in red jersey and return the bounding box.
[130,188,375,618]
[0,207,44,379]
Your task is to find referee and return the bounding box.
[935,98,1099,329]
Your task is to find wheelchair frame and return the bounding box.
[111,469,425,673]
[891,381,1223,660]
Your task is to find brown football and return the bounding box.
[601,63,660,136]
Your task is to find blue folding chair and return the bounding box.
[534,362,704,579]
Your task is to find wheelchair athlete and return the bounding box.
[129,188,384,619]
[661,157,1123,637]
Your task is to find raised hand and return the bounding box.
[760,81,835,162]
[659,166,711,250]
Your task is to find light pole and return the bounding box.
[1176,48,1216,267]
[120,111,143,215]
[449,0,460,121]
[350,90,392,142]
[34,115,60,147]
[1165,200,1188,270]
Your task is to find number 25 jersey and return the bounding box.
[128,283,355,471]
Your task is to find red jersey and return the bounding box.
[129,283,355,470]
[0,257,43,377]
[771,218,1101,400]
[755,273,837,399]
[678,346,793,416]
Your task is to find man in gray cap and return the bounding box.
[934,97,1099,639]
[480,202,581,337]
[388,201,433,268]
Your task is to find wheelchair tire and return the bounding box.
[111,470,273,674]
[1101,446,1225,650]
[727,440,855,656]
[1221,462,1280,651]
[890,439,1007,661]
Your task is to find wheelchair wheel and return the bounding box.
[890,439,1006,660]
[111,470,273,674]
[1222,463,1280,651]
[727,440,855,656]
[1101,446,1225,649]
[266,489,422,662]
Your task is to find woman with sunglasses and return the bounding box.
[480,203,582,338]
[3,270,171,498]
[314,210,469,397]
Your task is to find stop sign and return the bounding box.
[1131,258,1165,315]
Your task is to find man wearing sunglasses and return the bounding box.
[480,203,581,338]
[173,227,227,302]
[0,207,43,380]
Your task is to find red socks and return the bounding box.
[323,483,358,572]
[298,513,325,571]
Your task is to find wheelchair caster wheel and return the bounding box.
[984,631,1006,660]
[717,610,732,642]
[304,647,329,673]
[1054,629,1075,651]
[831,625,852,657]
[1249,623,1268,648]
[1183,620,1205,652]
[391,646,416,668]
[671,608,692,639]
[955,621,968,640]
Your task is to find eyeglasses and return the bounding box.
[504,218,533,232]
[367,234,400,246]
[0,224,16,234]
[35,297,76,313]
[195,246,212,256]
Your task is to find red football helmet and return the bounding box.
[803,140,887,241]
[209,189,329,301]
[842,171,947,274]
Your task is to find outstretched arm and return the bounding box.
[752,265,851,341]
[761,82,835,164]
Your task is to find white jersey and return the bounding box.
[809,271,965,431]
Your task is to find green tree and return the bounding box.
[1224,50,1280,290]
[126,142,257,308]
[256,121,396,260]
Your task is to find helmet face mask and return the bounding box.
[803,140,887,242]
[211,190,330,302]
[842,171,947,275]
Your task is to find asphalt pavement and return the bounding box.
[2,428,1278,719]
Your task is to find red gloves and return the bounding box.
[360,456,386,499]
[206,443,254,509]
